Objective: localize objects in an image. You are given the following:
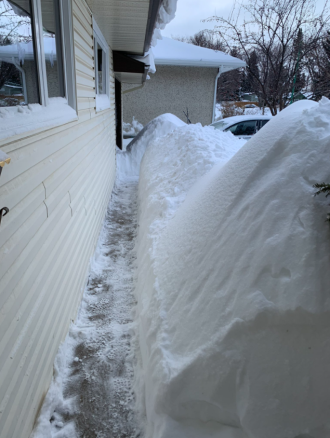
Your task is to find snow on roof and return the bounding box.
[152,37,246,70]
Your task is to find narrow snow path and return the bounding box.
[33,175,141,438]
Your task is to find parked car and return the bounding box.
[211,115,271,139]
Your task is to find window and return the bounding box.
[93,19,110,112]
[212,121,228,131]
[259,119,269,128]
[0,0,39,106]
[225,120,257,136]
[0,0,75,109]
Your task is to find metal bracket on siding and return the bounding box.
[0,149,11,224]
[0,207,9,225]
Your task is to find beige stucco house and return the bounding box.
[0,0,167,436]
[123,37,246,126]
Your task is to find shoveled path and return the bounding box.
[35,175,141,438]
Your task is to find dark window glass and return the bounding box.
[41,0,65,98]
[260,119,269,128]
[0,0,39,106]
[97,43,105,94]
[225,120,257,136]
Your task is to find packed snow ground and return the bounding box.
[31,176,140,438]
[134,99,330,438]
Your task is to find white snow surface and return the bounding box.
[95,94,110,112]
[134,99,330,438]
[0,97,77,140]
[153,37,246,69]
[151,0,178,47]
[123,117,144,137]
[117,113,185,178]
[0,148,10,163]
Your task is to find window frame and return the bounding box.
[1,0,76,110]
[93,18,110,104]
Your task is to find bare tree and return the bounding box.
[306,31,330,99]
[173,30,226,51]
[206,0,330,115]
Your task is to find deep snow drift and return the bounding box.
[135,99,330,438]
[117,113,185,178]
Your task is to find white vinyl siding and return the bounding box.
[0,1,116,437]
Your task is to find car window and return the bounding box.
[212,121,228,130]
[260,120,269,127]
[225,120,257,136]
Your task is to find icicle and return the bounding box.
[50,50,54,67]
[17,44,25,65]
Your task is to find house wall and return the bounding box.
[123,65,218,126]
[0,1,116,437]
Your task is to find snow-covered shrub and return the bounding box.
[314,182,330,221]
[123,117,144,137]
[221,101,245,118]
[135,98,330,438]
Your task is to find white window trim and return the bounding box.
[0,0,77,141]
[2,0,76,110]
[60,0,77,111]
[31,0,48,106]
[93,18,110,112]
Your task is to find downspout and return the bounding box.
[212,66,223,123]
[122,82,145,94]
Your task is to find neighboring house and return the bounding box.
[0,0,165,437]
[123,37,245,126]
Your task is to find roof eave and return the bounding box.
[154,60,246,69]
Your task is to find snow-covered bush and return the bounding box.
[135,98,330,438]
[123,117,144,137]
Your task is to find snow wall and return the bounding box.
[134,98,330,438]
[117,113,186,178]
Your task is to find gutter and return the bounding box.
[155,60,246,69]
[212,66,223,123]
[143,0,163,53]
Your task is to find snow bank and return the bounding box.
[116,113,185,178]
[135,98,330,438]
[30,338,76,438]
[133,119,245,432]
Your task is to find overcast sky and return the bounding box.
[162,0,241,38]
[162,0,326,39]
